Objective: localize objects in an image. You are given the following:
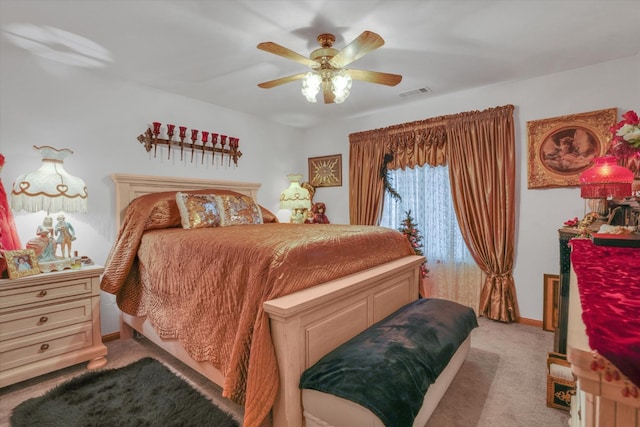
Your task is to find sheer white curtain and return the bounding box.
[380,164,483,312]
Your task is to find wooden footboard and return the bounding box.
[264,255,423,427]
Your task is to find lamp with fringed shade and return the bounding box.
[11,146,88,272]
[579,156,633,216]
[11,146,88,214]
[279,174,311,224]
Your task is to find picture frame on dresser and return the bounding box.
[3,249,41,279]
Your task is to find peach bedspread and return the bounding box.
[100,193,414,427]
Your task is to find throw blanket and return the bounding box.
[299,298,478,427]
[100,190,415,427]
[570,238,640,388]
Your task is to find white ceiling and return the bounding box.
[2,0,639,129]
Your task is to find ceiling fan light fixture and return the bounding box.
[260,31,400,104]
[331,69,352,104]
[301,71,322,103]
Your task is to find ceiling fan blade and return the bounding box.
[348,69,403,86]
[258,72,308,89]
[329,31,385,69]
[322,81,335,104]
[257,42,319,68]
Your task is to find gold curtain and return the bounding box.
[348,104,519,322]
[446,105,519,322]
[348,117,447,224]
[348,130,387,225]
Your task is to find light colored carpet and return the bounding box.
[0,317,570,427]
[427,317,570,426]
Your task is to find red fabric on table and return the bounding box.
[570,238,640,388]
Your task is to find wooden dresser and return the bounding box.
[567,259,640,427]
[0,265,107,387]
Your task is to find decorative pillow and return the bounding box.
[132,188,268,230]
[145,197,182,230]
[142,189,225,230]
[214,194,263,226]
[175,192,222,229]
[259,205,279,223]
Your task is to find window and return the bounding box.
[380,164,482,310]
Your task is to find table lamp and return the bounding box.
[11,145,88,272]
[579,156,633,216]
[279,174,312,224]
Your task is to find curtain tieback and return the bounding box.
[488,272,513,281]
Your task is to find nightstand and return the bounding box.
[0,265,107,387]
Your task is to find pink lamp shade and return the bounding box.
[579,156,633,199]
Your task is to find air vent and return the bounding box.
[398,87,432,98]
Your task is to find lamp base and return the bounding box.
[39,258,72,273]
[587,199,609,217]
[290,208,307,224]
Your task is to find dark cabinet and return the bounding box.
[556,228,580,354]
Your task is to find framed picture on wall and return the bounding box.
[308,154,342,187]
[527,108,617,189]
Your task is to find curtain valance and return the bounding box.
[348,105,514,170]
[349,117,447,169]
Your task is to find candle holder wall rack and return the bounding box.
[137,122,242,166]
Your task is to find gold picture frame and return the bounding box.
[308,154,342,187]
[527,108,617,189]
[543,273,560,332]
[3,249,41,279]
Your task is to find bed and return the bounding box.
[102,173,424,427]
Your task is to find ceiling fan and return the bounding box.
[257,31,402,104]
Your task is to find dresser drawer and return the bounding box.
[0,322,93,372]
[0,299,92,342]
[0,279,92,310]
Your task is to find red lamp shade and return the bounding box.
[579,156,633,199]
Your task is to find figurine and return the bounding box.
[55,214,76,258]
[291,209,305,224]
[304,209,315,224]
[311,202,330,224]
[26,216,57,262]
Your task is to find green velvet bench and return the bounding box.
[299,298,478,427]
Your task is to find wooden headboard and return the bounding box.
[111,173,261,229]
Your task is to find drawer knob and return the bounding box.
[39,316,49,324]
[40,343,50,352]
[37,290,48,297]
